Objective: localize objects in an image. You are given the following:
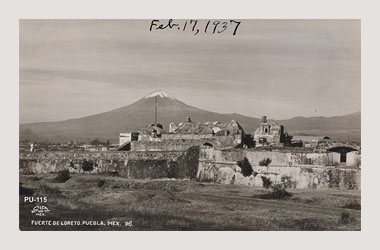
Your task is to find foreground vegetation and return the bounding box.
[20,173,361,231]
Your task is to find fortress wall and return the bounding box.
[19,147,360,189]
[197,148,360,190]
[19,148,200,179]
[131,140,200,151]
[201,148,329,166]
[132,134,242,152]
[245,151,291,166]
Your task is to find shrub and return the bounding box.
[55,169,71,183]
[261,176,272,189]
[270,184,292,200]
[281,175,296,188]
[81,159,94,172]
[256,184,292,200]
[259,158,272,167]
[97,179,105,188]
[237,157,253,177]
[340,212,355,224]
[343,200,361,210]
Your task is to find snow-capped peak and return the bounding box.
[144,90,169,98]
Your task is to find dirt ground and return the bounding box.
[19,173,361,231]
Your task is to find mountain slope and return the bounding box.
[277,111,361,131]
[20,91,360,142]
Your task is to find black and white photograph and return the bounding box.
[4,0,380,248]
[17,18,363,231]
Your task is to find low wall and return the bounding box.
[131,141,196,151]
[196,148,360,190]
[19,147,200,179]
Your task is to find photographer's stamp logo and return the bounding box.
[31,206,50,216]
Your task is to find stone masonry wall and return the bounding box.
[19,147,200,179]
[130,134,242,151]
[131,141,196,151]
[197,148,361,190]
[19,147,360,190]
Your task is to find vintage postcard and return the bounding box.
[19,19,361,231]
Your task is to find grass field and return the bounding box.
[19,173,361,231]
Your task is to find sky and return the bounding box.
[20,19,360,123]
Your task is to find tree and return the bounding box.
[55,169,71,183]
[81,159,94,173]
[261,176,272,189]
[259,158,272,174]
[237,157,253,177]
[259,158,272,167]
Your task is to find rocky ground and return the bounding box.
[19,173,361,231]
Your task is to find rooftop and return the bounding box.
[171,120,244,135]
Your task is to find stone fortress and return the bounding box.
[117,114,360,170]
[121,118,248,152]
[20,97,361,190]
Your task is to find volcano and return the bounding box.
[19,90,360,142]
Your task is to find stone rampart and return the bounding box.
[197,148,360,190]
[19,147,199,179]
[19,147,360,189]
[131,141,196,151]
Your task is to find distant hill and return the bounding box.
[20,90,361,143]
[277,111,361,131]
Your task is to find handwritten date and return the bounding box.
[149,19,241,36]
